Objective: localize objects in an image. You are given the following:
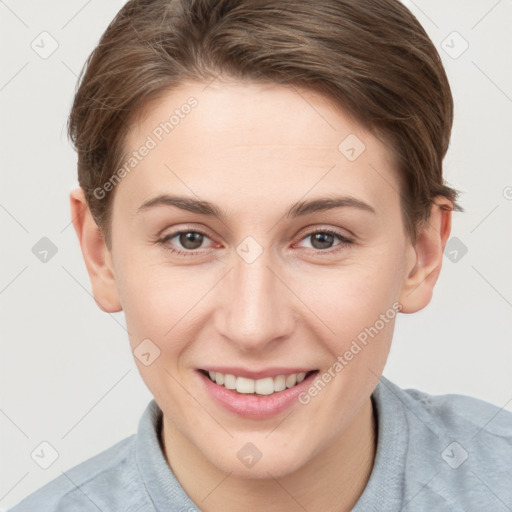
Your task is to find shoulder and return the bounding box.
[396,379,512,445]
[394,378,510,427]
[7,434,150,512]
[378,377,512,510]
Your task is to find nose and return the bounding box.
[214,248,297,352]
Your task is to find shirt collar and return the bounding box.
[136,399,199,510]
[352,375,408,511]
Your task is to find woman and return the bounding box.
[9,0,512,510]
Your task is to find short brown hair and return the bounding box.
[67,0,462,249]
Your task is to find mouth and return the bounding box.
[198,368,319,396]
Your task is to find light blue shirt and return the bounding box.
[8,375,512,511]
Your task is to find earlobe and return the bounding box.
[69,187,122,313]
[398,197,453,314]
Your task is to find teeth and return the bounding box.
[254,377,274,395]
[236,376,255,394]
[285,374,297,388]
[274,375,286,392]
[224,374,236,390]
[204,370,313,395]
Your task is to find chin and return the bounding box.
[206,441,312,480]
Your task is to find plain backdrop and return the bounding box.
[1,0,511,509]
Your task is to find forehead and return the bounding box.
[118,80,400,217]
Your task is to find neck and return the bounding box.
[161,397,377,512]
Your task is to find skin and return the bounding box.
[70,80,452,511]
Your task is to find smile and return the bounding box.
[199,369,318,395]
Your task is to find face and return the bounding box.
[104,80,418,478]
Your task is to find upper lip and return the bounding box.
[199,367,318,380]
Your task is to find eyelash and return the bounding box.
[156,227,354,257]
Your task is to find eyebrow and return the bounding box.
[136,194,376,220]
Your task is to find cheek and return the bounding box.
[116,259,200,354]
[292,245,404,355]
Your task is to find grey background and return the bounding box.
[1,0,511,509]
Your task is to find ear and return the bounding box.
[398,196,453,314]
[69,187,122,313]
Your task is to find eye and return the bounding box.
[157,229,214,256]
[297,229,353,252]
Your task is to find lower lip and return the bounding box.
[197,370,319,419]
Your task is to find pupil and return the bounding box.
[180,232,203,249]
[312,233,333,250]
